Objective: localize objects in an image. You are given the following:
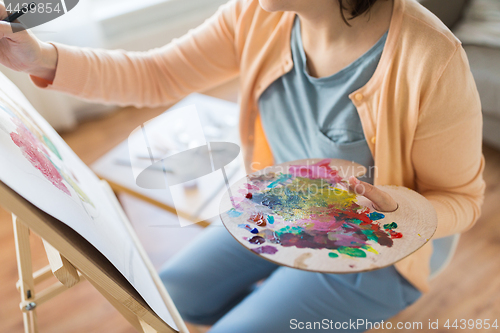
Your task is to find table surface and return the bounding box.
[91,94,247,226]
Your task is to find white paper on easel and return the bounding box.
[0,73,177,331]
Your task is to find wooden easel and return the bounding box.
[13,213,83,333]
[1,180,190,333]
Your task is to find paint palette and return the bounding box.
[219,159,437,273]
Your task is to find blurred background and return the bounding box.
[1,0,230,129]
[0,0,499,332]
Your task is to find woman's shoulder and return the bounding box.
[399,0,462,61]
[224,0,291,61]
[232,0,288,30]
[388,0,468,91]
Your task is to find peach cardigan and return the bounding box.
[33,0,485,292]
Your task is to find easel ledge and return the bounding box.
[0,180,189,333]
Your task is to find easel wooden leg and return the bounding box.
[11,215,167,333]
[5,181,178,333]
[13,214,87,333]
[22,311,38,333]
[13,214,38,333]
[42,239,80,287]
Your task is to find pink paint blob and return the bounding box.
[288,159,343,183]
[251,245,278,255]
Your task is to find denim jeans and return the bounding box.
[159,225,421,333]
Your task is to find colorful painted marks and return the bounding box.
[251,245,278,255]
[0,97,94,208]
[227,159,403,259]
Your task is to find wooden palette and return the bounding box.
[219,159,437,273]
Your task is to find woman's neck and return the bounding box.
[296,0,394,78]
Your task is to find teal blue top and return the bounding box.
[258,17,388,184]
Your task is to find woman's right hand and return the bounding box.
[0,1,58,81]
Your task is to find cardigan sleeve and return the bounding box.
[412,45,485,239]
[31,0,244,108]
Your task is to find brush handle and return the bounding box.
[2,2,36,23]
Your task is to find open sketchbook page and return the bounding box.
[0,73,177,331]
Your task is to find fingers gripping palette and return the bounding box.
[219,159,437,273]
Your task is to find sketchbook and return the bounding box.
[0,72,177,330]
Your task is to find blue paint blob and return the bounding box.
[369,212,385,220]
[261,194,284,210]
[250,228,259,234]
[238,224,252,232]
[251,192,265,205]
[228,208,242,217]
[267,173,293,188]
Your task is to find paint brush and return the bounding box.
[2,2,36,22]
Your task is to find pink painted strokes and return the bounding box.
[246,173,276,191]
[10,119,70,195]
[288,159,343,184]
[245,183,260,191]
[251,245,278,255]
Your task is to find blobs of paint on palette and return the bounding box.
[241,226,280,248]
[328,245,379,259]
[248,212,266,226]
[228,208,242,217]
[288,159,343,183]
[229,159,404,259]
[248,236,265,245]
[369,212,385,220]
[267,173,293,188]
[383,222,402,239]
[251,245,278,255]
[383,222,398,229]
[238,224,259,234]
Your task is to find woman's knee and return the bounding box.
[159,262,216,323]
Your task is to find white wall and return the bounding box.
[0,0,228,130]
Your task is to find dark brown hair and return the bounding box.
[338,0,380,25]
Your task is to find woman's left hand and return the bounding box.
[348,176,398,212]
